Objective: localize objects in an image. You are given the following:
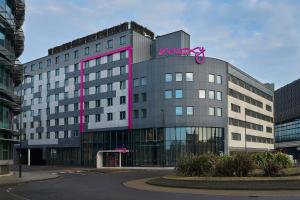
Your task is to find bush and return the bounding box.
[176,154,217,176]
[215,153,255,177]
[253,152,292,176]
[232,153,255,177]
[215,155,235,176]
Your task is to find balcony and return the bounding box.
[14,28,24,58]
[14,0,25,29]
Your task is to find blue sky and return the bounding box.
[21,0,300,89]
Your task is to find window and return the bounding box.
[96,71,100,80]
[30,121,34,128]
[64,118,68,125]
[216,91,222,101]
[47,71,50,79]
[199,90,206,99]
[141,77,147,86]
[187,107,194,115]
[38,133,42,140]
[84,101,89,109]
[209,107,215,116]
[47,83,50,90]
[107,98,113,106]
[96,58,100,65]
[64,92,68,99]
[38,97,42,104]
[55,106,59,113]
[55,69,59,76]
[85,115,89,123]
[107,39,113,49]
[39,62,43,69]
[55,94,59,101]
[133,79,139,87]
[96,99,101,107]
[84,47,89,55]
[208,90,215,99]
[134,94,139,103]
[38,85,42,92]
[208,74,215,83]
[232,132,241,141]
[64,131,68,138]
[164,90,172,99]
[46,132,50,139]
[65,79,69,86]
[141,109,147,118]
[107,113,113,121]
[120,35,126,45]
[120,96,126,104]
[74,63,79,71]
[231,104,241,113]
[120,50,126,59]
[74,90,79,97]
[47,59,51,66]
[120,111,126,120]
[96,43,101,52]
[107,83,113,92]
[64,53,69,62]
[74,103,78,110]
[141,93,147,102]
[95,114,101,122]
[266,127,272,133]
[73,130,79,137]
[216,75,222,84]
[175,73,182,81]
[176,107,183,116]
[31,64,35,71]
[107,54,113,63]
[186,73,193,81]
[134,110,139,118]
[55,81,59,88]
[64,105,68,112]
[266,105,272,112]
[55,119,59,126]
[31,110,34,117]
[55,56,59,64]
[95,86,100,93]
[175,89,183,98]
[165,73,172,82]
[55,131,59,139]
[74,50,79,59]
[46,120,50,127]
[74,117,78,124]
[120,65,126,74]
[84,88,89,95]
[39,73,42,80]
[120,80,126,89]
[216,107,222,117]
[30,133,34,140]
[64,66,69,73]
[84,74,89,82]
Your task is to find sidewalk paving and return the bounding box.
[0,171,59,187]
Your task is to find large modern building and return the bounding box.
[275,79,300,162]
[15,22,274,167]
[0,0,25,174]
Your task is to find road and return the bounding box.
[1,169,299,200]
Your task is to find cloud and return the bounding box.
[20,0,300,88]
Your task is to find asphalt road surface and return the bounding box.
[1,170,300,200]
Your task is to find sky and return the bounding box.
[20,0,300,89]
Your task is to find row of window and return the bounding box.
[229,74,273,102]
[229,117,264,132]
[164,73,222,84]
[231,132,274,144]
[229,88,263,108]
[163,89,222,100]
[25,130,79,141]
[230,104,273,123]
[25,35,127,72]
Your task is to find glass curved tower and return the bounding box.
[0,0,25,175]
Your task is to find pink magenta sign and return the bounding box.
[159,47,206,64]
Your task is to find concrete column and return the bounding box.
[27,149,30,166]
[96,152,103,168]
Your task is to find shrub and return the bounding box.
[253,152,292,176]
[176,154,217,176]
[232,153,255,177]
[215,155,235,176]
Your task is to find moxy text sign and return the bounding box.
[159,47,206,64]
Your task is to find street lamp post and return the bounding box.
[244,108,247,153]
[19,74,33,178]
